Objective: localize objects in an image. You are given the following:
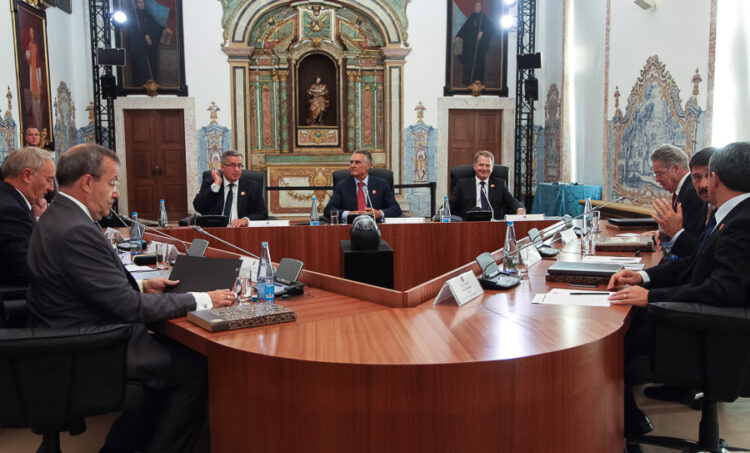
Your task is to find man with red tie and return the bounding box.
[648,144,706,248]
[324,150,401,222]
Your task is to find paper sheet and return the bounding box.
[581,255,645,270]
[532,288,612,307]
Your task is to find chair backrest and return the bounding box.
[0,324,132,435]
[332,168,395,191]
[449,164,509,195]
[201,169,267,201]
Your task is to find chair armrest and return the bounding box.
[0,324,132,355]
[649,302,750,334]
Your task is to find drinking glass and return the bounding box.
[330,210,340,225]
[235,267,254,304]
[155,243,170,270]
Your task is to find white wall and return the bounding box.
[568,0,606,185]
[182,0,230,127]
[608,0,712,119]
[0,0,19,127]
[712,0,750,145]
[403,0,447,127]
[46,1,93,131]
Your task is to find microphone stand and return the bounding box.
[110,209,190,252]
[495,196,627,264]
[193,225,260,259]
[363,182,380,228]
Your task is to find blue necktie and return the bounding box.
[479,181,490,210]
[697,214,717,251]
[223,183,235,219]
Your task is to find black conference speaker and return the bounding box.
[524,77,538,101]
[517,52,542,70]
[96,48,126,66]
[100,74,118,99]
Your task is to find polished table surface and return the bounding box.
[164,220,550,291]
[157,221,659,452]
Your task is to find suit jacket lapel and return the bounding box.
[676,199,747,282]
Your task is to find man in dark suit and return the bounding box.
[607,142,750,438]
[27,143,236,453]
[324,150,401,222]
[192,150,267,226]
[0,147,55,285]
[647,144,706,250]
[651,147,715,259]
[449,150,525,220]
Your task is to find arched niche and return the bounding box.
[296,52,339,128]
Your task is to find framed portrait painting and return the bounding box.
[114,0,188,95]
[11,0,54,150]
[444,0,509,96]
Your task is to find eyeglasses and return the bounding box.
[223,163,244,169]
[108,179,120,191]
[653,168,673,178]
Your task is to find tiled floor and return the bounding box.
[635,385,750,452]
[1,391,748,452]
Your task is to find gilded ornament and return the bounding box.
[469,80,485,97]
[143,79,161,97]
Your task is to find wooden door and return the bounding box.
[124,109,187,220]
[447,109,503,179]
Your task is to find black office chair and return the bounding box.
[0,323,132,452]
[627,302,750,452]
[449,164,509,195]
[332,168,395,191]
[1,284,29,328]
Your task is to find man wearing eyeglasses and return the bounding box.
[647,144,706,248]
[192,150,267,226]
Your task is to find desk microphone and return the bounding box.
[192,225,260,259]
[110,209,190,252]
[481,184,497,221]
[363,184,380,228]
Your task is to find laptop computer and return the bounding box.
[547,261,624,278]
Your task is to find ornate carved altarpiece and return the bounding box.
[220,0,409,215]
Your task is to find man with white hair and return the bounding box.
[0,147,55,285]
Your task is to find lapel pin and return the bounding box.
[372,190,377,195]
[490,184,495,188]
[241,192,246,196]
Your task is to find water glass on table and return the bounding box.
[330,210,340,225]
[155,243,170,270]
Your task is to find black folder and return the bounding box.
[165,255,241,293]
[608,217,658,228]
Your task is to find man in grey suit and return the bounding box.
[27,143,236,453]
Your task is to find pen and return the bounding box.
[568,283,596,288]
[570,292,611,295]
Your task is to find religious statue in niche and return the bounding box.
[306,77,330,125]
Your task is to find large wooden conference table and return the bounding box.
[157,220,658,452]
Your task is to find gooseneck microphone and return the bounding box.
[363,183,380,228]
[192,225,260,259]
[110,209,191,252]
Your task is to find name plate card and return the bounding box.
[383,217,426,224]
[560,228,578,244]
[520,245,543,267]
[247,220,291,227]
[433,270,484,307]
[505,214,545,222]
